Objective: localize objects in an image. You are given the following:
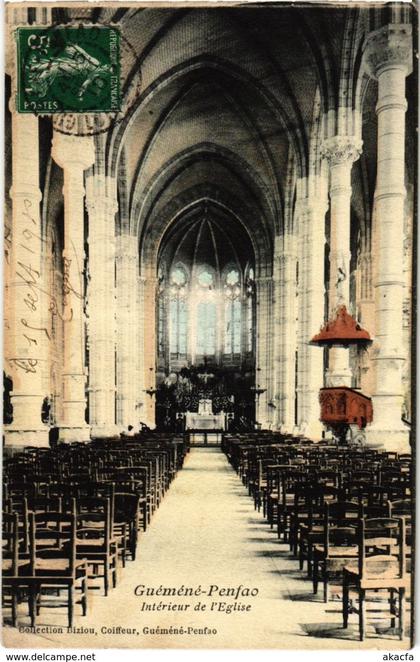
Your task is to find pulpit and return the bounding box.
[319,387,373,443]
[312,307,374,444]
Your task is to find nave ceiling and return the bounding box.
[21,3,415,273]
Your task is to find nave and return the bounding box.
[3,444,411,650]
[3,5,416,651]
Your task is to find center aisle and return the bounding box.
[4,448,408,649]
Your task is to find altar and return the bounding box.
[185,399,225,430]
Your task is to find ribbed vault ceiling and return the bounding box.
[40,5,416,274]
[104,5,349,253]
[159,204,255,276]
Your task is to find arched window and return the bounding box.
[157,268,165,356]
[158,293,165,356]
[195,266,216,356]
[196,302,217,355]
[162,259,255,366]
[169,265,188,356]
[224,267,241,355]
[246,267,255,354]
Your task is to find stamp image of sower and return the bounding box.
[16,25,120,113]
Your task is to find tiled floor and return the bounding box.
[3,448,411,649]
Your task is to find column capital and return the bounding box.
[363,24,413,79]
[51,132,95,172]
[321,135,363,167]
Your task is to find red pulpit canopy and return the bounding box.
[310,305,372,348]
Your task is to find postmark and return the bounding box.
[15,23,142,137]
[16,25,121,114]
[52,31,142,137]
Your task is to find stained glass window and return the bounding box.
[246,268,255,353]
[197,269,214,288]
[224,267,241,355]
[169,265,188,356]
[196,301,217,355]
[164,261,255,363]
[158,295,165,355]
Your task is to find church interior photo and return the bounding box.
[3,2,416,649]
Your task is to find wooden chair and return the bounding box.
[122,466,149,527]
[312,500,360,602]
[114,493,141,561]
[26,510,89,628]
[75,497,118,595]
[289,482,322,556]
[277,468,308,541]
[4,497,30,555]
[2,512,31,626]
[253,458,271,512]
[388,500,412,571]
[297,485,340,576]
[27,497,63,513]
[257,456,289,514]
[74,482,129,568]
[4,481,37,501]
[98,467,148,529]
[397,455,412,474]
[342,517,409,641]
[315,469,342,489]
[47,483,77,511]
[265,464,290,530]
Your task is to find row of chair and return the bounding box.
[224,433,412,642]
[2,433,189,629]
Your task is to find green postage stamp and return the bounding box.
[16,26,120,113]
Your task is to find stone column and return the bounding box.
[116,235,139,431]
[142,270,157,429]
[295,202,307,436]
[321,136,362,387]
[402,185,413,421]
[51,133,95,442]
[255,275,273,429]
[272,237,282,430]
[274,234,297,433]
[306,190,328,440]
[4,112,49,448]
[363,23,412,452]
[356,249,376,395]
[295,181,327,440]
[136,275,146,426]
[85,174,118,438]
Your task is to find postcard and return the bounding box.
[2,0,416,651]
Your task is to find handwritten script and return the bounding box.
[8,198,75,375]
